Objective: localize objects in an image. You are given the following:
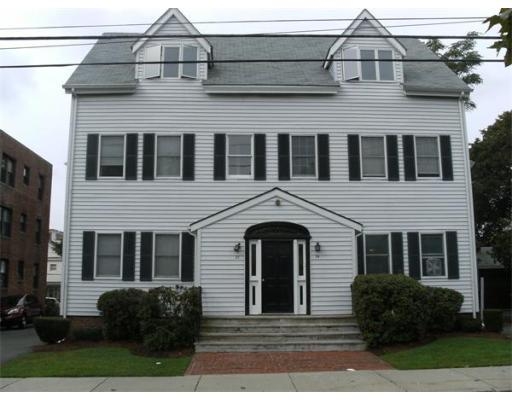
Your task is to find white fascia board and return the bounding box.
[404,89,468,98]
[203,85,339,94]
[132,8,212,55]
[63,84,137,94]
[323,9,407,69]
[189,188,362,232]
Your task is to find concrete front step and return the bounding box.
[199,331,362,342]
[201,324,360,334]
[195,340,367,352]
[202,316,357,325]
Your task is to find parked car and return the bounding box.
[0,294,42,329]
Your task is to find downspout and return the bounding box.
[458,92,479,318]
[187,227,200,287]
[61,91,78,318]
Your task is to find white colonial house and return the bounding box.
[61,9,478,347]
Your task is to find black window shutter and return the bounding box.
[142,134,155,180]
[357,234,365,275]
[82,231,95,280]
[391,232,404,274]
[122,232,136,281]
[407,232,420,279]
[125,134,138,180]
[254,134,266,180]
[446,231,459,279]
[440,135,454,181]
[214,134,226,180]
[278,134,290,180]
[317,134,330,181]
[183,134,195,181]
[403,135,416,181]
[386,135,399,181]
[140,232,153,281]
[181,232,195,282]
[85,134,99,180]
[347,135,361,181]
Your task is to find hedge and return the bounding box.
[34,317,71,344]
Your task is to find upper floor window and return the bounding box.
[50,264,57,271]
[23,166,30,185]
[20,213,27,232]
[364,234,390,274]
[415,136,440,178]
[33,263,40,288]
[154,233,180,278]
[100,135,125,177]
[96,233,122,278]
[38,174,45,200]
[361,136,386,178]
[35,218,42,244]
[343,47,395,82]
[228,135,252,177]
[0,206,12,237]
[0,259,7,288]
[291,136,316,177]
[1,153,16,187]
[17,261,24,281]
[146,45,198,79]
[420,233,446,277]
[156,135,181,177]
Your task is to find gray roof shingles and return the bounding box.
[64,33,470,93]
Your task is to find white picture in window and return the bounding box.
[424,257,443,276]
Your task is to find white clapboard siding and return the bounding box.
[64,19,476,316]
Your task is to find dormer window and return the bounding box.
[144,45,198,80]
[342,47,395,82]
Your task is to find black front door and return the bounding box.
[261,240,294,313]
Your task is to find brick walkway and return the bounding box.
[185,351,393,375]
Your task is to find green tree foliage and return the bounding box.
[470,111,512,269]
[485,8,512,67]
[425,32,482,109]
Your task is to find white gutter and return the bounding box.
[61,92,78,318]
[458,93,479,318]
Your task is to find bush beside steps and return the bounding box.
[34,317,71,344]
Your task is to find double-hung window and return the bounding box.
[96,233,122,277]
[35,218,41,244]
[343,48,395,81]
[420,233,446,277]
[23,166,30,185]
[0,259,7,288]
[38,174,45,200]
[291,136,316,177]
[99,135,124,177]
[1,154,16,187]
[228,135,252,177]
[154,234,180,278]
[365,234,390,274]
[156,135,181,177]
[0,206,12,237]
[415,136,440,177]
[361,136,386,178]
[162,46,198,79]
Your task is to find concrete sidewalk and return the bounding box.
[0,366,510,392]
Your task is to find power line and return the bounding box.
[0,16,488,31]
[0,58,498,69]
[0,19,487,51]
[0,33,500,41]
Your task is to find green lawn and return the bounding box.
[381,337,512,370]
[0,347,191,377]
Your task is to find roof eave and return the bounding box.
[203,84,339,94]
[62,83,137,94]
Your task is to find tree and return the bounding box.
[51,239,62,257]
[470,111,512,268]
[485,8,512,67]
[425,32,482,110]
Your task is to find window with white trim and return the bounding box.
[96,234,122,277]
[365,234,390,274]
[361,136,386,177]
[156,135,181,177]
[343,48,395,81]
[99,135,124,177]
[291,135,316,177]
[420,233,446,277]
[161,46,198,79]
[227,135,252,177]
[154,234,180,278]
[415,136,440,177]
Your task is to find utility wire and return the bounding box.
[0,33,500,41]
[0,16,488,31]
[0,58,499,69]
[0,19,487,51]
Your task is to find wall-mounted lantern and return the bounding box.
[315,242,321,252]
[234,242,241,252]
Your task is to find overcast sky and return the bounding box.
[1,5,510,231]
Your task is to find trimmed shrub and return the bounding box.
[425,287,464,332]
[143,325,178,353]
[456,314,482,332]
[34,317,71,344]
[352,275,429,347]
[43,299,60,317]
[72,327,104,341]
[484,309,503,332]
[97,288,146,341]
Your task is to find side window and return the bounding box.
[415,137,440,177]
[38,174,45,200]
[0,206,12,237]
[361,136,386,178]
[23,166,30,185]
[420,233,446,277]
[1,154,16,187]
[365,234,390,274]
[291,136,316,177]
[99,135,125,177]
[156,135,181,177]
[35,218,42,244]
[0,259,8,288]
[227,135,252,177]
[96,233,122,277]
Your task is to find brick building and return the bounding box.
[0,130,52,302]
